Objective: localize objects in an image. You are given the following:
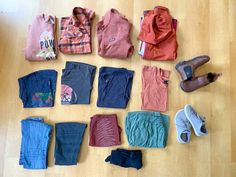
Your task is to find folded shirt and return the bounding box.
[125,111,169,148]
[18,70,57,108]
[59,7,95,54]
[54,122,87,165]
[24,14,57,61]
[97,67,134,108]
[89,114,121,147]
[19,117,52,169]
[61,62,96,104]
[96,9,134,59]
[141,65,170,112]
[138,6,178,61]
[105,149,143,170]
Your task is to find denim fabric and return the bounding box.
[97,67,134,108]
[18,70,57,108]
[54,122,87,165]
[125,111,169,148]
[19,117,52,169]
[61,62,96,104]
[105,149,143,170]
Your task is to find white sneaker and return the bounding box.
[184,105,208,136]
[175,109,191,144]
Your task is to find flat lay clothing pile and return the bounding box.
[18,5,221,170]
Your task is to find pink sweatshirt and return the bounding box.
[24,14,57,61]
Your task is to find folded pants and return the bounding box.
[54,122,87,165]
[19,117,52,169]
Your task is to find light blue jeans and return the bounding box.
[19,117,52,169]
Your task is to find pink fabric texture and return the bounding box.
[59,7,95,54]
[24,14,57,61]
[96,9,134,59]
[89,114,121,147]
[141,66,170,112]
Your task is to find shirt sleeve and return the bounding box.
[85,8,95,20]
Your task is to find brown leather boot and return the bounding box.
[180,72,222,92]
[175,55,210,81]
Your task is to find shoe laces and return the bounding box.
[184,119,191,129]
[192,110,206,124]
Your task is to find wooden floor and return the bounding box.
[0,0,235,177]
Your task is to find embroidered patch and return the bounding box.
[108,37,115,43]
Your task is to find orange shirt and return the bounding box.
[141,66,170,112]
[138,6,178,61]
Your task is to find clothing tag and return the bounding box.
[163,80,169,85]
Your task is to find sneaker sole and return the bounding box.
[184,105,206,136]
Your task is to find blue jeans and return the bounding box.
[19,117,52,169]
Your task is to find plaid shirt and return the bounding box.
[59,7,95,54]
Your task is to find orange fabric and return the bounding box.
[138,6,178,61]
[141,66,170,112]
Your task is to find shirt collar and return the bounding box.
[71,7,85,27]
[103,8,118,27]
